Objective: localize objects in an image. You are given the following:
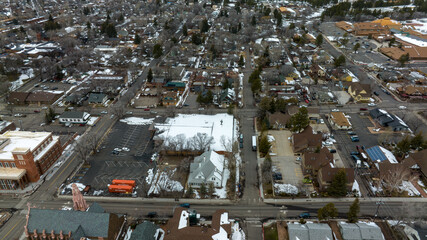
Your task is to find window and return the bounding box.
[4,163,9,168]
[11,163,16,168]
[17,155,23,160]
[0,162,2,167]
[0,180,5,189]
[20,161,26,165]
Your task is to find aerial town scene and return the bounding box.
[0,0,426,239]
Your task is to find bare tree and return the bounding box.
[111,105,125,118]
[191,133,214,152]
[379,163,417,194]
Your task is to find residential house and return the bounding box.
[369,108,409,131]
[218,88,235,108]
[162,208,231,240]
[88,93,108,104]
[0,131,63,190]
[25,202,124,240]
[405,149,427,178]
[59,111,91,125]
[291,126,322,153]
[335,21,354,32]
[310,64,326,79]
[26,91,62,106]
[129,221,165,240]
[302,147,333,175]
[7,92,30,105]
[328,112,352,130]
[164,81,186,91]
[317,165,354,191]
[162,91,178,106]
[288,223,333,240]
[396,85,427,99]
[268,112,291,130]
[338,222,384,240]
[365,145,398,163]
[188,150,224,188]
[346,82,372,102]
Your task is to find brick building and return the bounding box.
[0,131,63,190]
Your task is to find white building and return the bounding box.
[188,150,224,188]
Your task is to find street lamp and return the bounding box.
[19,119,23,131]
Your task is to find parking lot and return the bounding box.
[268,131,305,190]
[79,118,163,195]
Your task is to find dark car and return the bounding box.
[239,142,243,149]
[360,108,368,111]
[273,172,282,181]
[34,110,40,113]
[147,212,157,218]
[144,108,150,111]
[351,155,360,161]
[299,212,310,218]
[347,131,357,135]
[180,203,190,208]
[350,151,360,155]
[329,149,337,153]
[373,91,379,96]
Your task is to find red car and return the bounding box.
[144,108,150,111]
[34,110,40,113]
[360,108,368,111]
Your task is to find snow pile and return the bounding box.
[61,206,72,210]
[120,117,155,125]
[178,210,189,229]
[352,180,361,197]
[274,183,299,195]
[87,117,99,126]
[148,169,183,195]
[93,190,104,196]
[215,167,230,198]
[61,183,85,194]
[10,68,34,91]
[399,181,420,196]
[145,168,155,184]
[267,135,275,142]
[232,222,246,240]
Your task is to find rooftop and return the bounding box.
[0,131,51,160]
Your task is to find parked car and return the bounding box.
[14,113,26,117]
[147,212,157,218]
[101,111,108,114]
[373,91,379,96]
[398,106,407,110]
[329,149,337,153]
[368,103,376,107]
[351,136,360,142]
[347,131,357,135]
[351,155,360,161]
[299,212,310,218]
[180,203,190,208]
[144,108,150,111]
[34,110,40,113]
[332,109,339,112]
[359,108,368,111]
[350,151,360,155]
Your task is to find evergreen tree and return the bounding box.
[186,185,194,198]
[334,55,346,67]
[208,182,215,198]
[251,16,256,26]
[353,43,361,53]
[147,68,153,82]
[201,19,210,33]
[238,55,245,67]
[153,44,163,58]
[411,133,424,150]
[251,78,261,93]
[315,34,323,47]
[86,21,91,29]
[183,24,188,36]
[348,198,360,223]
[398,53,410,67]
[394,136,411,159]
[191,33,202,45]
[288,107,309,133]
[327,169,347,197]
[259,135,271,157]
[318,203,338,221]
[200,183,207,198]
[134,34,141,44]
[44,14,61,31]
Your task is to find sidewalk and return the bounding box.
[264,197,427,204]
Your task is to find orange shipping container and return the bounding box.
[111,179,136,187]
[108,184,133,193]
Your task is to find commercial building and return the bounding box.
[59,111,91,125]
[0,131,62,190]
[328,112,352,130]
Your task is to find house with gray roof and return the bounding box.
[88,93,108,104]
[288,223,333,240]
[24,203,124,240]
[338,222,384,240]
[188,150,224,189]
[129,221,164,240]
[59,111,91,125]
[369,108,409,132]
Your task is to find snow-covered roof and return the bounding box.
[178,210,189,230]
[154,114,236,152]
[0,131,52,160]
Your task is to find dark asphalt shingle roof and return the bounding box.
[27,208,111,238]
[59,111,87,119]
[130,221,161,240]
[87,202,105,213]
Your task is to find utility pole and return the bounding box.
[374,200,384,219]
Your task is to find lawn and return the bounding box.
[264,222,278,240]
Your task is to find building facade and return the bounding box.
[0,131,63,190]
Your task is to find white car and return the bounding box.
[113,148,122,152]
[101,111,108,114]
[373,128,381,132]
[122,147,130,152]
[398,106,407,110]
[368,103,376,107]
[332,109,339,112]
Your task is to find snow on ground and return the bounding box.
[395,34,427,47]
[87,117,99,126]
[120,117,155,125]
[418,180,427,195]
[61,206,72,210]
[61,183,85,194]
[232,222,246,240]
[10,68,34,91]
[267,135,275,142]
[154,114,237,152]
[148,169,183,195]
[216,168,230,198]
[400,181,420,196]
[274,183,298,195]
[145,168,155,184]
[352,180,361,197]
[194,189,200,199]
[93,190,103,196]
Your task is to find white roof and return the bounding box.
[0,131,51,160]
